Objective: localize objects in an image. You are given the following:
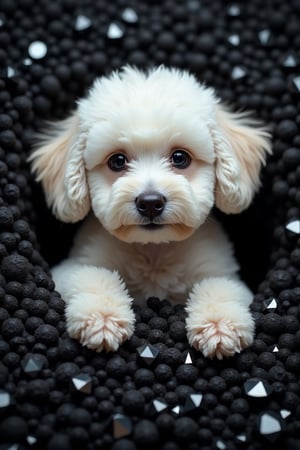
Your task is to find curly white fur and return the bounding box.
[29,66,271,358]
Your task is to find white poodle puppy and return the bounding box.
[30,66,271,359]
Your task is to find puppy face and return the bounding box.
[30,66,271,238]
[83,79,216,243]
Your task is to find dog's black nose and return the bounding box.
[135,192,166,219]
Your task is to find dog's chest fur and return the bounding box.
[71,215,238,305]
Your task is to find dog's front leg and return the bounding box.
[186,277,255,359]
[52,261,135,352]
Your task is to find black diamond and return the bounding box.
[244,378,272,398]
[183,393,203,413]
[257,411,285,441]
[113,413,132,439]
[263,297,278,312]
[21,354,45,377]
[70,373,93,394]
[150,399,168,414]
[137,343,159,365]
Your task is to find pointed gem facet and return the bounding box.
[257,411,284,439]
[263,298,278,312]
[107,23,124,39]
[286,219,300,235]
[244,378,272,398]
[28,41,47,59]
[152,399,168,413]
[228,34,240,46]
[137,343,159,365]
[70,373,93,394]
[122,8,138,23]
[21,354,45,377]
[184,352,193,364]
[75,15,92,31]
[113,413,132,439]
[231,66,247,80]
[183,393,203,413]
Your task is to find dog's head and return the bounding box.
[30,66,271,244]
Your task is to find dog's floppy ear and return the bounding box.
[29,112,90,222]
[212,104,271,214]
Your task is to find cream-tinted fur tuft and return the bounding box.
[30,66,271,358]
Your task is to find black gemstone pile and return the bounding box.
[1,0,300,449]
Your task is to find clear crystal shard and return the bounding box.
[75,15,92,31]
[258,29,271,45]
[280,409,291,419]
[21,354,45,377]
[152,399,168,413]
[137,343,159,365]
[171,405,181,416]
[184,352,193,364]
[257,411,284,439]
[236,434,247,443]
[28,41,47,59]
[286,219,300,235]
[271,344,280,353]
[113,413,132,439]
[27,436,37,446]
[216,439,227,449]
[122,8,138,23]
[263,297,278,312]
[107,23,124,39]
[227,5,240,16]
[231,66,247,80]
[281,54,298,69]
[23,58,32,66]
[244,378,272,398]
[228,34,240,46]
[289,76,300,93]
[70,373,93,394]
[183,393,203,413]
[0,390,12,408]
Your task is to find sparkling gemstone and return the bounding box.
[70,373,93,394]
[286,219,300,235]
[113,413,132,439]
[183,393,203,413]
[184,352,193,364]
[107,23,124,39]
[227,5,241,16]
[75,15,92,31]
[228,34,240,46]
[21,354,45,376]
[244,378,272,398]
[216,439,227,449]
[280,409,291,419]
[0,390,13,408]
[151,399,168,413]
[28,41,47,59]
[263,297,278,312]
[289,76,300,94]
[258,29,271,45]
[231,66,247,80]
[171,405,181,416]
[236,434,247,443]
[1,66,16,78]
[23,58,32,66]
[281,53,299,69]
[27,436,37,446]
[137,343,159,365]
[122,8,138,23]
[271,344,280,353]
[257,411,285,440]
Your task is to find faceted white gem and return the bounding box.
[259,29,271,44]
[286,220,300,234]
[284,55,297,67]
[23,58,32,66]
[272,345,280,353]
[190,393,203,407]
[216,439,227,450]
[237,434,247,442]
[228,34,240,46]
[28,41,47,59]
[113,413,132,438]
[73,378,88,390]
[27,436,37,445]
[248,381,269,397]
[0,391,10,407]
[122,8,138,23]
[265,298,278,310]
[107,23,124,39]
[232,66,246,79]
[292,76,300,91]
[185,352,193,364]
[75,15,92,31]
[280,409,291,419]
[228,5,240,16]
[7,67,16,77]
[153,399,168,413]
[171,405,181,415]
[260,413,281,435]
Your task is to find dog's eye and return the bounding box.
[107,153,128,171]
[171,149,191,169]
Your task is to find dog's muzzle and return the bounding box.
[135,192,166,221]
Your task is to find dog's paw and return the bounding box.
[187,318,254,359]
[70,311,134,352]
